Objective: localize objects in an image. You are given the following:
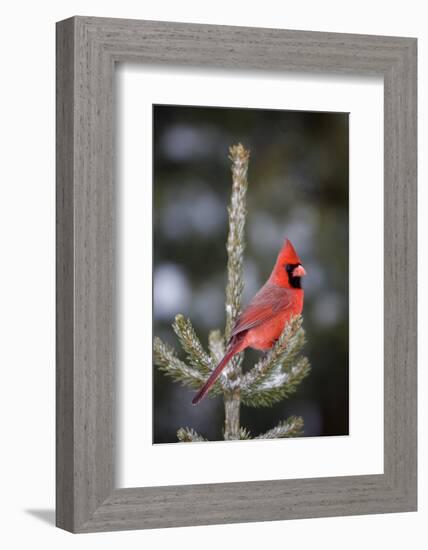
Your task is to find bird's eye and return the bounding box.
[285,264,293,273]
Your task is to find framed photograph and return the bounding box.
[56,16,417,532]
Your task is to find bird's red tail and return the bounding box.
[192,346,238,405]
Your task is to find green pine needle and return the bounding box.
[255,416,304,439]
[177,427,207,442]
[239,427,252,440]
[153,336,223,395]
[153,337,205,390]
[173,314,213,376]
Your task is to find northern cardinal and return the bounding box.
[192,239,306,405]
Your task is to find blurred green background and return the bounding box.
[153,104,349,443]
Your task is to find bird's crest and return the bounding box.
[277,239,301,265]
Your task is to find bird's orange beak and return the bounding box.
[292,265,306,278]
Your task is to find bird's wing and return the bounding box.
[230,283,293,337]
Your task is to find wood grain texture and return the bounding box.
[56,16,417,533]
[56,18,75,532]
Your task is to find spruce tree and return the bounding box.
[153,144,311,441]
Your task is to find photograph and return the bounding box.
[152,104,349,444]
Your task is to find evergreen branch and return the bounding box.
[225,143,250,342]
[255,416,304,439]
[208,329,225,363]
[239,427,252,440]
[222,144,250,438]
[172,314,213,376]
[153,336,206,390]
[242,356,311,407]
[177,427,207,442]
[171,314,224,395]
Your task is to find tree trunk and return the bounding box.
[224,389,240,439]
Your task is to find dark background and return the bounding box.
[153,104,349,443]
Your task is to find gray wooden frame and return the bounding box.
[56,16,417,533]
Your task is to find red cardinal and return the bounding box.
[192,239,306,405]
